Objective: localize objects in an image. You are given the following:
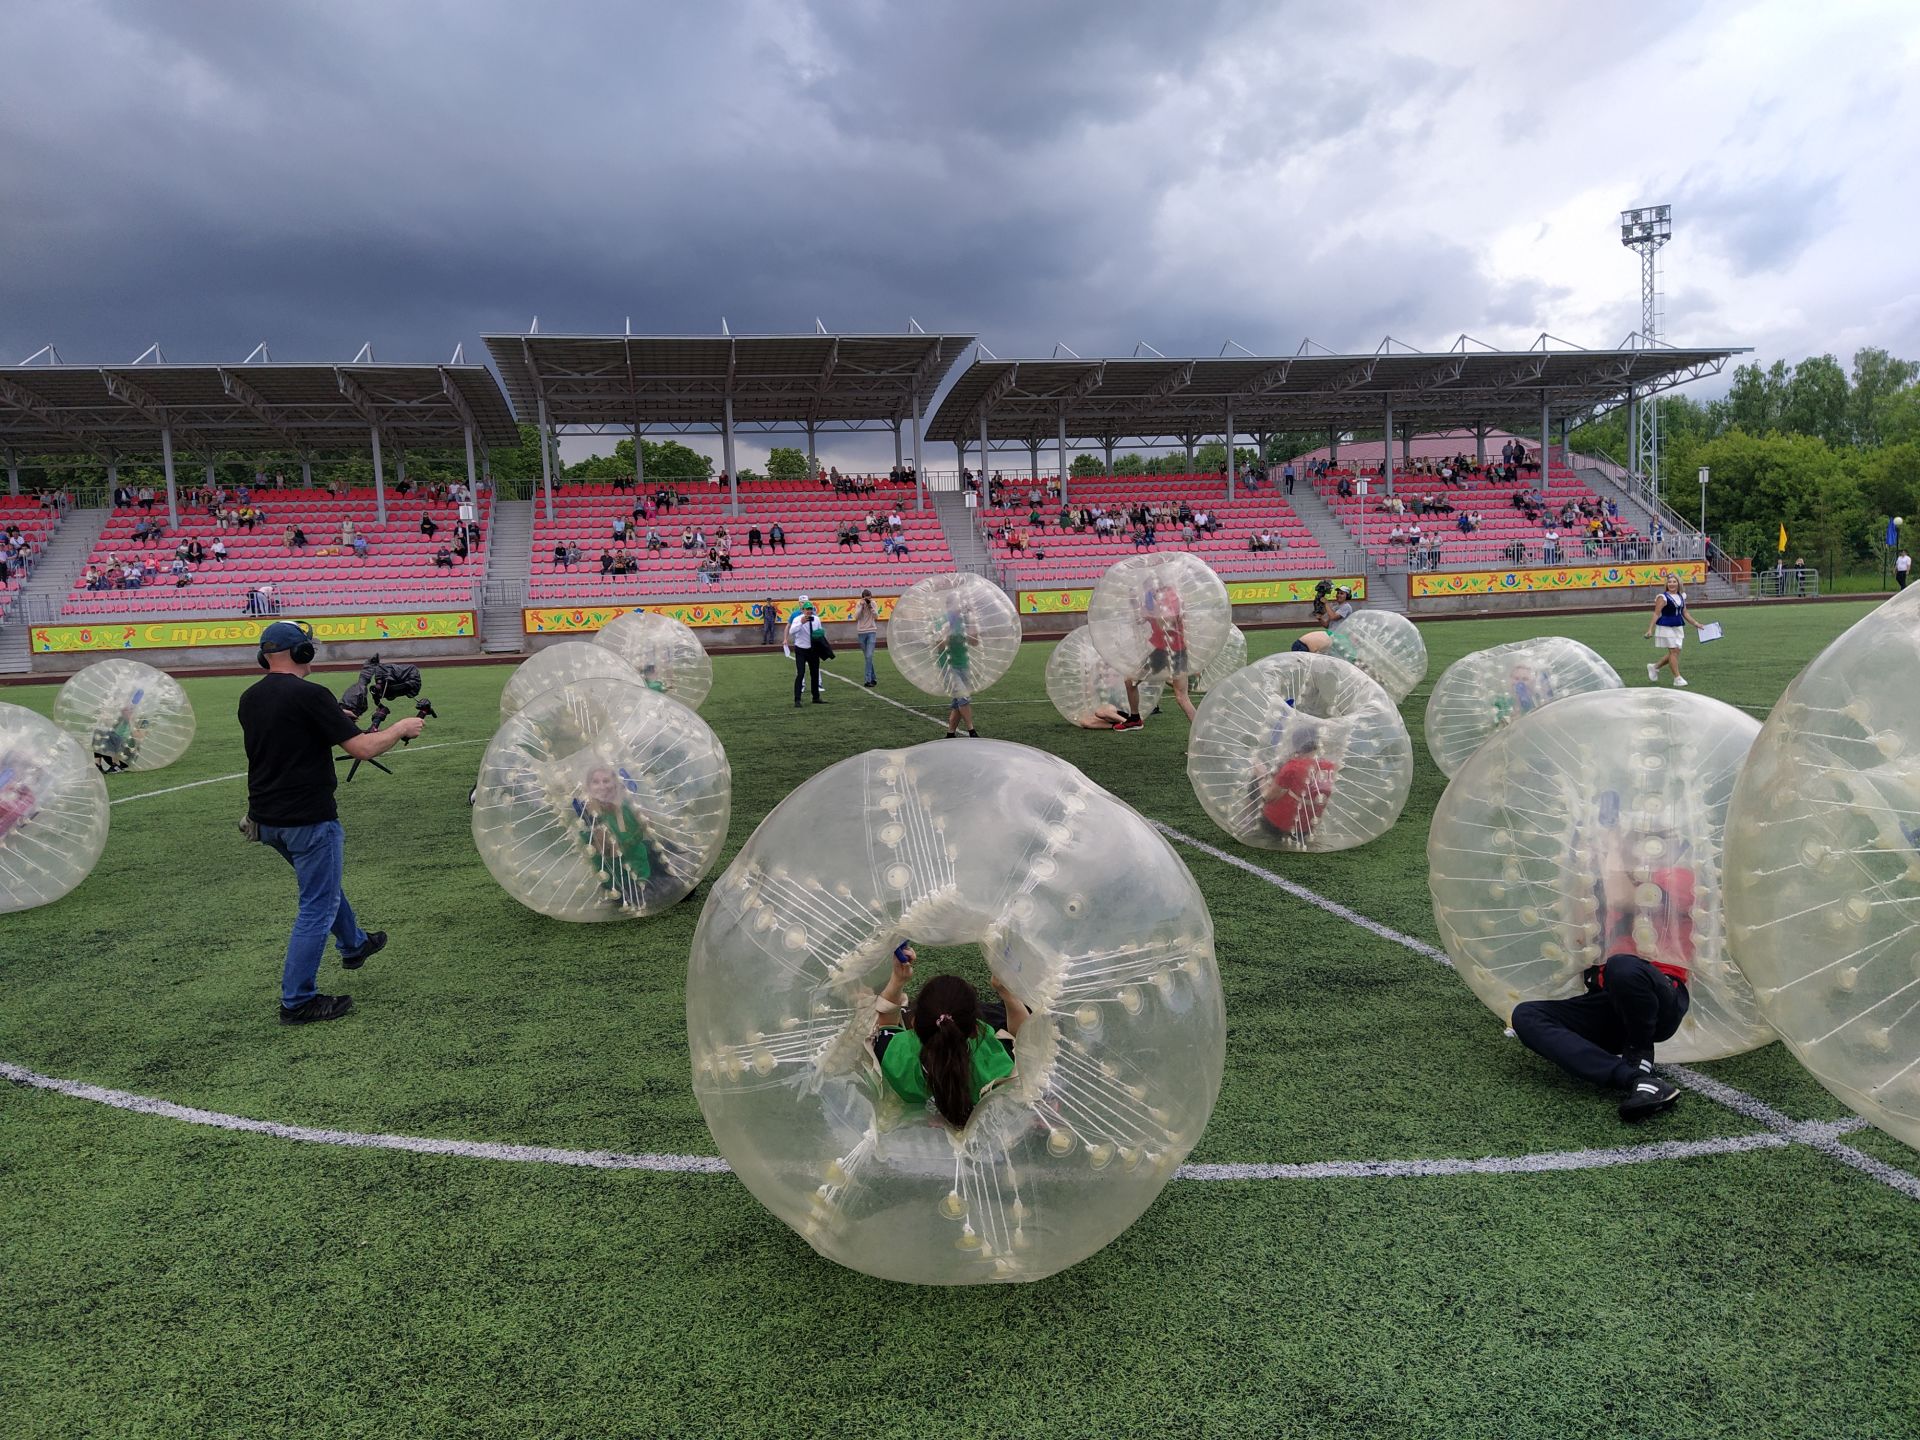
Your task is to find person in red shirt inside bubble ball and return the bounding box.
[1510,813,1693,1123]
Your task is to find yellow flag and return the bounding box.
[1778,522,1789,553]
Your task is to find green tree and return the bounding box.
[1111,453,1146,476]
[764,446,809,480]
[489,423,547,482]
[1069,454,1106,477]
[1851,348,1920,447]
[1780,354,1851,447]
[1725,360,1790,434]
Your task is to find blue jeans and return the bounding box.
[860,632,878,684]
[259,820,367,1008]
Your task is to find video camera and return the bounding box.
[336,655,438,780]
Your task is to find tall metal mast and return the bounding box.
[1620,204,1671,511]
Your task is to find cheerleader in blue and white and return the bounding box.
[1644,577,1706,687]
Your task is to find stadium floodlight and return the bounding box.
[1621,204,1673,512]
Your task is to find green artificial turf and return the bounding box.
[3,599,1916,1439]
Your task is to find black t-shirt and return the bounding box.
[237,672,361,826]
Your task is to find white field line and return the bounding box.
[109,738,487,806]
[834,667,1920,1202]
[1,1059,1855,1183]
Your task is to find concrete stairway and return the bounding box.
[0,506,111,673]
[931,491,994,577]
[1280,482,1404,612]
[479,498,532,654]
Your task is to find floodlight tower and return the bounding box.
[1620,204,1671,511]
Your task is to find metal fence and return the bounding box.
[1755,568,1821,599]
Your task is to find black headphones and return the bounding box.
[257,621,317,670]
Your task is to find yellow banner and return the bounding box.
[1409,561,1706,598]
[525,595,898,633]
[1019,575,1366,615]
[30,610,475,654]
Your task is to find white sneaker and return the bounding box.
[1673,676,1689,688]
[1647,663,1660,681]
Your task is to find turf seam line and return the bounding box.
[0,1059,1824,1183]
[108,738,488,806]
[835,670,1920,1201]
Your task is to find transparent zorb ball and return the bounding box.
[52,658,196,772]
[1086,553,1233,684]
[1429,688,1772,1062]
[1192,626,1248,696]
[688,740,1225,1285]
[473,678,730,920]
[499,641,641,720]
[1044,628,1162,727]
[1186,653,1412,853]
[1424,638,1622,778]
[887,573,1021,701]
[1328,610,1427,702]
[593,610,713,710]
[0,702,111,913]
[1724,586,1920,1146]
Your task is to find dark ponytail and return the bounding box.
[913,974,981,1129]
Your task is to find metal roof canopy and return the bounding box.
[930,333,1737,441]
[481,329,976,516]
[0,358,518,527]
[0,361,518,457]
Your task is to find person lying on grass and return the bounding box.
[872,944,1029,1128]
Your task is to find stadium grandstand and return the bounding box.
[0,329,1745,670]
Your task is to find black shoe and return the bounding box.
[341,931,387,970]
[944,730,957,738]
[1619,1060,1680,1122]
[967,729,979,737]
[864,680,876,688]
[813,695,826,704]
[280,993,354,1025]
[794,699,803,708]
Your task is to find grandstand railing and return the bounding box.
[1367,533,1703,572]
[39,584,480,624]
[1755,567,1820,599]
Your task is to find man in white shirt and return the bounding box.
[788,596,824,706]
[1898,550,1912,590]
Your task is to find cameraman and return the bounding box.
[238,622,425,1025]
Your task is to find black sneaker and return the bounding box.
[341,931,387,970]
[1619,1060,1679,1122]
[813,695,826,704]
[944,730,958,738]
[280,993,354,1025]
[967,729,979,737]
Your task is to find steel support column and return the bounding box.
[3,447,16,498]
[1225,406,1236,501]
[911,392,925,510]
[160,427,179,529]
[1475,426,1486,467]
[395,448,407,489]
[1057,409,1069,508]
[300,455,312,488]
[1401,425,1412,469]
[979,407,990,494]
[892,419,904,479]
[806,421,817,483]
[370,425,388,525]
[633,425,645,486]
[536,396,554,522]
[722,394,739,515]
[462,426,477,492]
[1028,439,1040,484]
[1327,426,1338,464]
[106,457,118,492]
[1541,394,1551,486]
[1383,397,1395,495]
[1103,439,1114,478]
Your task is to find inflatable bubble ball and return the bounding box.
[1192,626,1249,695]
[52,658,196,773]
[0,702,111,914]
[499,641,641,720]
[1424,638,1623,779]
[1044,628,1164,728]
[1429,688,1772,1062]
[1187,652,1412,853]
[1086,553,1234,684]
[1724,585,1920,1147]
[473,678,731,920]
[887,572,1022,701]
[688,740,1226,1285]
[1328,609,1427,702]
[592,610,713,710]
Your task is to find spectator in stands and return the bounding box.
[613,516,629,542]
[1458,511,1480,534]
[747,525,764,553]
[865,510,881,535]
[286,524,309,551]
[1544,527,1561,565]
[420,513,438,540]
[838,522,860,549]
[680,525,696,551]
[884,531,912,560]
[769,522,787,553]
[599,550,616,576]
[554,541,573,569]
[435,547,455,569]
[113,484,133,508]
[716,541,733,572]
[239,505,262,532]
[1282,462,1296,494]
[138,485,156,512]
[887,509,904,533]
[81,564,102,591]
[645,526,664,554]
[1337,475,1354,498]
[207,537,227,563]
[450,531,466,562]
[691,526,707,551]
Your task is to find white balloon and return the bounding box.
[593,610,714,710]
[1328,610,1427,702]
[1044,629,1163,727]
[688,740,1225,1285]
[0,702,110,913]
[1086,553,1233,685]
[1430,688,1773,1062]
[886,572,1022,700]
[1192,626,1248,695]
[500,641,641,719]
[1725,585,1920,1146]
[53,659,196,772]
[1424,638,1622,778]
[474,679,730,920]
[1187,652,1412,852]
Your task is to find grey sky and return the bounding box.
[3,0,1917,468]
